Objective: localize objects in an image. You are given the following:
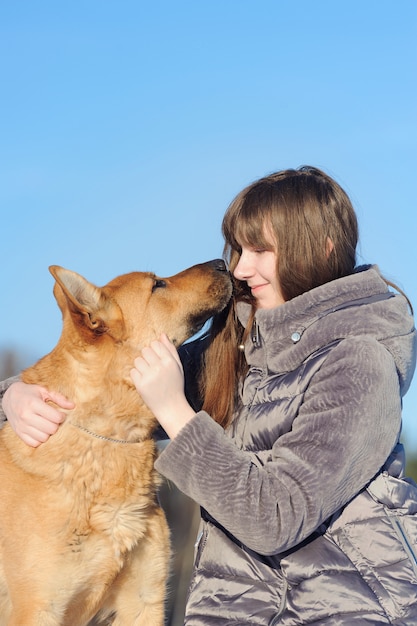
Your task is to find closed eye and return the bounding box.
[152,279,167,292]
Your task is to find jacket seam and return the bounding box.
[386,513,417,578]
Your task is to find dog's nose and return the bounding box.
[210,259,227,272]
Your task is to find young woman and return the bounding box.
[2,166,417,624]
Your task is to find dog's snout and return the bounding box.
[209,259,227,272]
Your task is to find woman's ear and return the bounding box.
[325,237,334,258]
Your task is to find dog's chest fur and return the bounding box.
[61,437,159,553]
[3,424,159,562]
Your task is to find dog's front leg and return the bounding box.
[98,508,170,626]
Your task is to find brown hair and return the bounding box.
[200,166,408,428]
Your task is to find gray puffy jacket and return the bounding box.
[156,266,417,625]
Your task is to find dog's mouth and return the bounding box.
[169,301,230,347]
[162,264,233,347]
[187,312,214,336]
[185,298,231,339]
[167,315,212,347]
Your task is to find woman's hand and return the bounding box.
[130,333,196,439]
[2,381,75,447]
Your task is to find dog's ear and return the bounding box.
[49,265,123,337]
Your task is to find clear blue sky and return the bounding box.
[1,1,416,449]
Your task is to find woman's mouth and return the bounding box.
[250,283,267,294]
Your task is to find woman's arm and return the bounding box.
[154,337,402,554]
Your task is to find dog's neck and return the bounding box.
[23,348,158,443]
[70,423,144,444]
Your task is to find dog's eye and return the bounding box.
[152,279,166,293]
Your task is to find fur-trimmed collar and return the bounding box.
[237,265,416,394]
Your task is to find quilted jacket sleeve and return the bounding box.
[155,337,402,554]
[0,375,21,426]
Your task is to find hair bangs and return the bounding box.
[223,185,275,253]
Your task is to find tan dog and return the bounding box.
[0,260,232,626]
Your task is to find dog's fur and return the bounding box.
[0,260,232,626]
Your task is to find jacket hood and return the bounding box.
[237,265,416,396]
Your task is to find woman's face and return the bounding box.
[233,236,285,309]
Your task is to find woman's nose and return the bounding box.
[233,252,253,280]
